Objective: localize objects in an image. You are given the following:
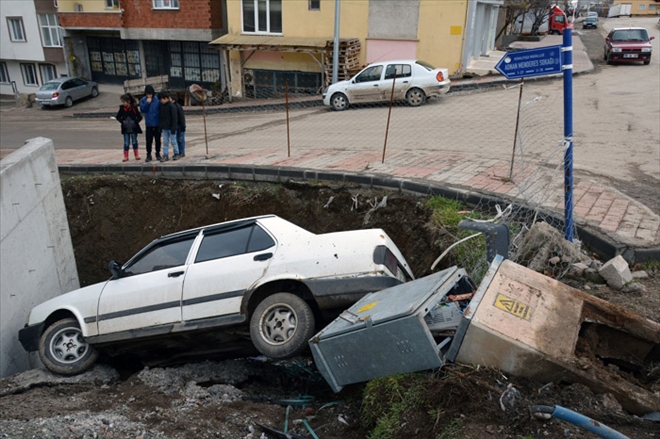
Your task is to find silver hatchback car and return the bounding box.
[35,77,99,108]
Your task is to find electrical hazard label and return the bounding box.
[494,293,532,321]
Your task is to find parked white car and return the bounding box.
[19,215,414,375]
[323,60,451,111]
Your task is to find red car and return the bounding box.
[604,27,655,65]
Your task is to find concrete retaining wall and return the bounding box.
[0,138,79,377]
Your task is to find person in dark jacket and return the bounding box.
[157,91,179,162]
[115,93,142,162]
[170,95,186,157]
[139,85,161,162]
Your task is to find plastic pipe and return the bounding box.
[531,405,629,439]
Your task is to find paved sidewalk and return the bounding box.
[6,34,660,261]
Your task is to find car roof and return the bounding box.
[44,77,75,84]
[368,60,422,66]
[157,214,279,241]
[611,27,647,31]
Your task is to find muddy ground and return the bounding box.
[1,174,659,439]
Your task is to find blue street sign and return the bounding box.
[495,45,563,79]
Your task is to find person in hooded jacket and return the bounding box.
[139,85,161,162]
[115,93,142,162]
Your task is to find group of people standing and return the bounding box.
[115,85,186,163]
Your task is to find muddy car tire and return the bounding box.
[331,93,349,111]
[406,88,426,107]
[91,87,99,98]
[64,96,74,108]
[38,318,98,376]
[250,293,315,359]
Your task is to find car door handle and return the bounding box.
[403,81,409,83]
[253,252,273,261]
[373,84,379,87]
[168,270,185,278]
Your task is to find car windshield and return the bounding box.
[415,60,436,71]
[611,29,649,42]
[40,82,60,91]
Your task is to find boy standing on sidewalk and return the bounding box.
[171,95,186,157]
[158,91,179,162]
[139,85,161,162]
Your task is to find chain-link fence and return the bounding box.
[192,78,580,282]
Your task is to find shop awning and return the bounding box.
[209,34,333,53]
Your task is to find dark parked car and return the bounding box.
[35,77,99,108]
[582,17,598,29]
[604,27,655,65]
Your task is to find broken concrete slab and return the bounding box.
[0,364,119,397]
[448,257,660,416]
[598,255,633,290]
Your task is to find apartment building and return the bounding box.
[212,0,502,99]
[0,0,67,96]
[55,0,227,91]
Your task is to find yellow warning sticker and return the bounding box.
[494,293,532,321]
[356,302,378,313]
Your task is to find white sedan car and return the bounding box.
[323,59,451,111]
[19,215,413,376]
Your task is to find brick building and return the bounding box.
[56,0,227,91]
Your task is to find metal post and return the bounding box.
[562,28,574,242]
[332,0,340,84]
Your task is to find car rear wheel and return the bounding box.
[406,88,426,107]
[64,96,74,108]
[91,87,99,98]
[250,293,315,359]
[330,93,349,111]
[38,318,98,376]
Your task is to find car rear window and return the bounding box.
[41,83,60,90]
[415,60,436,71]
[195,224,274,263]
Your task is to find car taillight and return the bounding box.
[52,92,59,98]
[373,245,399,277]
[436,71,445,82]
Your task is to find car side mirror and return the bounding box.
[651,36,656,41]
[108,260,124,279]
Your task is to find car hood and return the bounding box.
[28,281,108,326]
[325,79,352,94]
[610,41,652,49]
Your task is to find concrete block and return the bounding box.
[598,255,633,290]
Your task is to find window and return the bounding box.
[40,64,57,82]
[7,17,26,42]
[0,63,9,84]
[355,65,383,83]
[195,225,275,263]
[384,64,412,80]
[153,0,179,9]
[21,64,38,86]
[124,236,196,276]
[309,0,320,10]
[39,14,62,47]
[638,3,645,9]
[242,0,282,34]
[105,0,119,8]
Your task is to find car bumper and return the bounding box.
[35,98,62,106]
[608,53,651,62]
[304,275,404,310]
[18,322,44,352]
[426,82,451,98]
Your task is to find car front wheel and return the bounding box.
[330,93,349,111]
[64,96,74,108]
[38,318,98,376]
[91,87,99,98]
[406,88,426,107]
[250,293,315,359]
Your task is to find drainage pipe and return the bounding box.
[531,405,629,439]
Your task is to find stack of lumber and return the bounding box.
[324,38,362,85]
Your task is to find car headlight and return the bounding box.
[611,48,622,53]
[641,48,651,53]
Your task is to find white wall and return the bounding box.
[0,138,79,377]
